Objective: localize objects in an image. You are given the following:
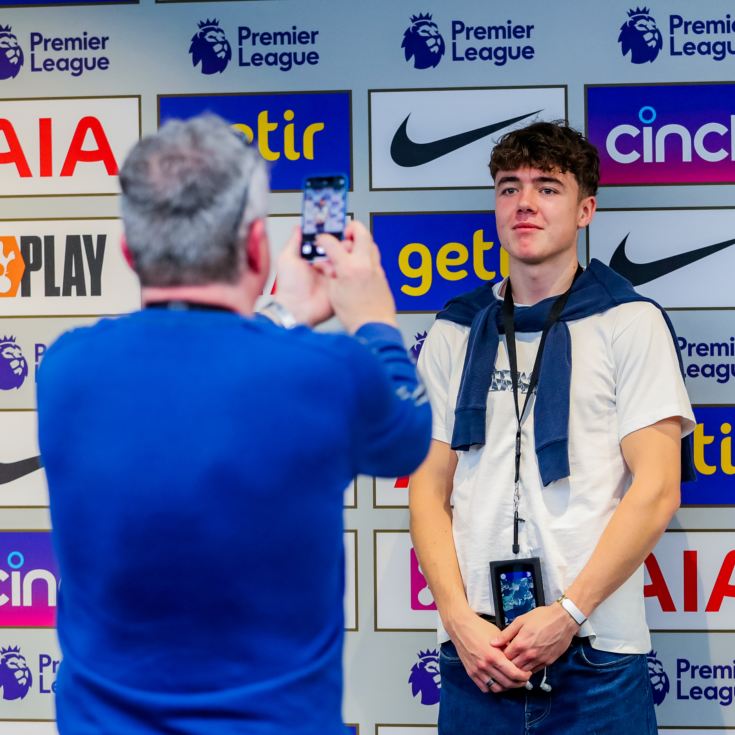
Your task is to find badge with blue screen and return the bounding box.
[490,558,545,628]
[300,174,348,260]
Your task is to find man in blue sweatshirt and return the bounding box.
[37,114,431,735]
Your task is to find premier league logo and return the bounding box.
[618,7,663,64]
[409,649,441,705]
[0,25,23,80]
[0,337,27,391]
[189,19,232,75]
[0,646,32,701]
[401,13,445,69]
[647,650,670,706]
[410,331,427,362]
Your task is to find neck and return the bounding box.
[505,254,579,305]
[141,281,255,316]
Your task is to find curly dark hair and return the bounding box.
[489,121,599,198]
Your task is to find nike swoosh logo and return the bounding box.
[390,110,542,167]
[0,456,42,485]
[610,234,735,286]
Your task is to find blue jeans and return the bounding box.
[438,638,657,735]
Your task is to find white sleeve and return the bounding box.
[612,302,696,441]
[417,320,466,444]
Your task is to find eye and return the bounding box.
[499,186,517,196]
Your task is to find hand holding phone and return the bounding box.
[300,175,348,260]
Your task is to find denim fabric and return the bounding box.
[438,638,657,735]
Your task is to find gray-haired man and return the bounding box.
[37,114,432,735]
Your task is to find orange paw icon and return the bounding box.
[0,236,24,297]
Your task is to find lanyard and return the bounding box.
[501,266,582,554]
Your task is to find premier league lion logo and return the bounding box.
[409,649,441,705]
[402,13,445,69]
[0,646,32,701]
[0,336,27,391]
[618,7,663,64]
[410,331,428,362]
[0,26,23,81]
[189,19,232,75]
[647,650,670,706]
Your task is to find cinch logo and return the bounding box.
[684,405,734,504]
[409,649,440,705]
[402,13,445,69]
[159,92,350,192]
[587,84,735,185]
[0,533,59,627]
[409,548,436,611]
[190,19,231,75]
[647,651,670,705]
[0,233,105,299]
[618,7,663,63]
[0,337,27,391]
[0,25,23,80]
[0,645,32,701]
[373,212,508,312]
[678,335,735,386]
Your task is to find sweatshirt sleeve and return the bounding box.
[348,322,432,478]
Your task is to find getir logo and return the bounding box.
[373,212,508,312]
[682,405,734,505]
[587,83,735,185]
[158,91,351,192]
[0,97,140,196]
[0,532,59,627]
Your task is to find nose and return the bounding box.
[516,186,537,213]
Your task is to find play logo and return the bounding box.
[0,237,24,297]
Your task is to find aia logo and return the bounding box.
[409,648,440,705]
[190,19,232,75]
[618,7,663,64]
[0,336,27,391]
[0,25,23,80]
[401,13,445,69]
[647,650,670,705]
[0,237,24,298]
[0,645,32,701]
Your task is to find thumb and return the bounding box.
[491,620,519,648]
[317,233,347,271]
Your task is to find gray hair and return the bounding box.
[119,113,268,287]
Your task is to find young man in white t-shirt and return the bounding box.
[410,121,695,734]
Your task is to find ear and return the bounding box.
[577,195,597,229]
[121,234,136,271]
[244,218,269,277]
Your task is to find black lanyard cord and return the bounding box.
[501,265,582,554]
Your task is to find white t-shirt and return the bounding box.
[418,284,695,653]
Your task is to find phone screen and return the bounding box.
[499,570,537,624]
[300,175,347,260]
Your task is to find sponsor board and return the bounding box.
[0,97,140,197]
[616,7,735,65]
[374,530,436,631]
[0,724,58,734]
[646,530,735,630]
[187,17,321,75]
[648,632,735,725]
[587,84,735,186]
[670,312,735,403]
[344,478,357,509]
[0,532,58,628]
[158,91,351,192]
[369,86,566,190]
[372,211,508,312]
[344,530,357,632]
[377,728,438,735]
[0,413,46,508]
[588,208,735,308]
[683,406,735,506]
[0,629,59,720]
[0,219,139,316]
[399,11,537,70]
[0,317,99,410]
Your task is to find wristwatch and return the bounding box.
[556,593,588,626]
[258,299,298,329]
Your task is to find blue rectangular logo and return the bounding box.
[372,211,508,312]
[158,92,351,192]
[683,405,735,505]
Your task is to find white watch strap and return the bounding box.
[558,594,587,626]
[259,300,298,329]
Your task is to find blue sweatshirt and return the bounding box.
[37,309,431,735]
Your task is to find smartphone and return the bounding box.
[300,174,348,260]
[489,558,545,628]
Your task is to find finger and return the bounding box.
[316,233,347,270]
[343,219,372,255]
[491,619,521,648]
[493,654,532,684]
[311,258,336,279]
